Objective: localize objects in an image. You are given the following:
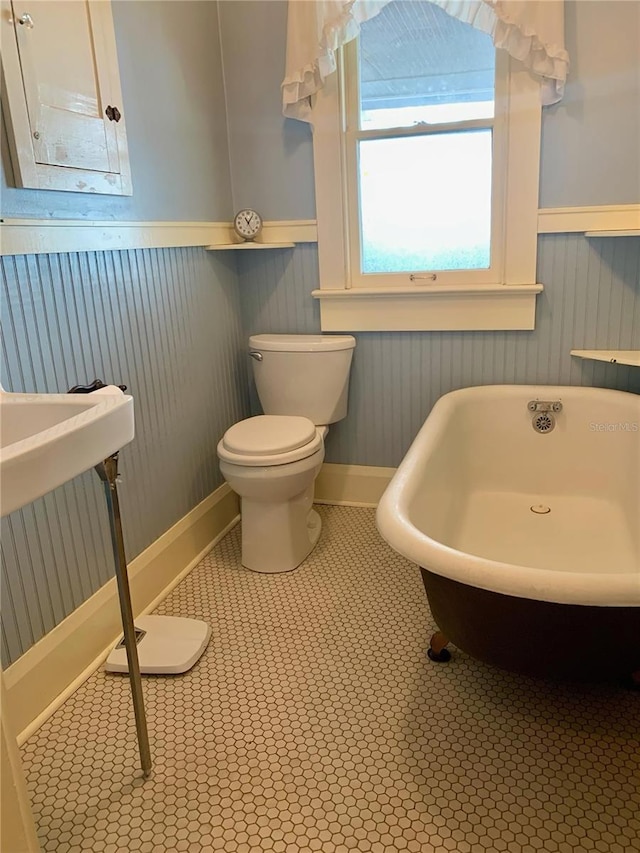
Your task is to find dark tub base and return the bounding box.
[420,569,640,682]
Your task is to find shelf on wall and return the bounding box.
[205,242,295,251]
[570,350,640,367]
[584,230,640,238]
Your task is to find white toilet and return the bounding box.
[217,334,356,573]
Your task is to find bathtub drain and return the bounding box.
[532,412,555,433]
[530,504,551,514]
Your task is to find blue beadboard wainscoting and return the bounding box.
[1,247,248,665]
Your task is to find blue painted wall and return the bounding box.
[539,1,640,208]
[219,0,640,216]
[1,1,233,221]
[218,0,316,220]
[5,1,637,220]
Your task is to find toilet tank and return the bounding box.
[249,334,356,425]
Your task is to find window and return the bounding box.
[311,0,543,331]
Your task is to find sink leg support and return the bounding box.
[95,453,152,779]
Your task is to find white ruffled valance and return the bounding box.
[282,0,569,122]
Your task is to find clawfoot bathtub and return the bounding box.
[377,385,640,682]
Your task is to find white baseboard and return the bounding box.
[4,484,239,743]
[315,463,396,507]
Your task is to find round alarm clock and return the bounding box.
[233,209,263,242]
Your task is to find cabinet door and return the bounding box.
[1,0,132,195]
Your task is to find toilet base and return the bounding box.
[219,445,325,574]
[241,490,322,573]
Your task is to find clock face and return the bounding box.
[233,209,263,241]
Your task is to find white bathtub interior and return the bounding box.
[451,490,635,575]
[405,386,639,578]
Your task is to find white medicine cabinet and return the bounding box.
[1,0,132,195]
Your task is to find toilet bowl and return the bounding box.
[218,416,326,573]
[217,334,356,573]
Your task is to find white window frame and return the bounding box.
[311,37,544,332]
[346,40,508,289]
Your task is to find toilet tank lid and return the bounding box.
[249,334,356,352]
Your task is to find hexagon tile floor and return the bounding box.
[20,506,640,853]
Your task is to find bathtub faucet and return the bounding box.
[527,400,563,414]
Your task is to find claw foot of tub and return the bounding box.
[622,669,640,691]
[427,631,451,662]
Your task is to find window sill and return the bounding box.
[311,284,543,331]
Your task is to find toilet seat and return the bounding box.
[223,415,316,456]
[218,415,323,467]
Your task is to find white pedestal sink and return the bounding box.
[0,384,152,777]
[0,384,138,851]
[0,386,134,517]
[1,383,210,783]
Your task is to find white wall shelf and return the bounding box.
[205,242,295,251]
[584,230,640,238]
[571,350,640,367]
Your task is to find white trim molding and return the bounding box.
[0,219,231,256]
[315,463,395,507]
[537,205,640,234]
[0,219,318,256]
[312,284,543,332]
[4,483,239,742]
[258,220,317,245]
[1,209,637,257]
